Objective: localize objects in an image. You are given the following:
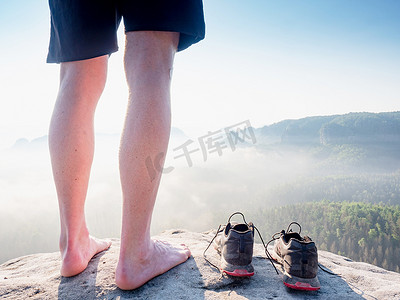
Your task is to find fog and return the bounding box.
[0,132,396,263]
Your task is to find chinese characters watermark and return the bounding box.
[146,120,256,179]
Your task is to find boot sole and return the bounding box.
[220,256,254,277]
[270,249,320,291]
[283,274,320,291]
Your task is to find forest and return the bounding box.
[254,201,400,273]
[266,172,400,206]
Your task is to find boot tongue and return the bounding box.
[285,232,303,243]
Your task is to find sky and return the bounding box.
[0,0,400,149]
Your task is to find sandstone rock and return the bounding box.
[1,230,400,299]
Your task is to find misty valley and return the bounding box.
[1,111,399,273]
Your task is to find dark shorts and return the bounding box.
[47,0,205,63]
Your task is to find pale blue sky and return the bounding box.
[0,0,399,149]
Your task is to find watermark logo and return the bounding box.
[146,120,256,179]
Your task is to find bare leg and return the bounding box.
[115,31,190,290]
[49,56,111,277]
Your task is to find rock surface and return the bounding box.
[1,230,400,299]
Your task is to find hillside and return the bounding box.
[256,111,400,146]
[251,112,400,273]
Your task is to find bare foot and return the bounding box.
[115,239,191,290]
[60,235,111,277]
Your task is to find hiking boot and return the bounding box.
[206,212,255,277]
[268,222,320,291]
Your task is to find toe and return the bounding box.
[184,248,191,257]
[99,240,112,252]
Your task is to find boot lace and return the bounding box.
[203,212,279,275]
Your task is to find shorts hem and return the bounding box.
[124,23,205,51]
[46,47,119,64]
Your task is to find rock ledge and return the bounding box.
[1,230,400,299]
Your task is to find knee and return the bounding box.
[59,55,108,100]
[124,31,179,77]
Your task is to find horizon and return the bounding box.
[3,110,400,149]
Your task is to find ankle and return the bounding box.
[119,238,154,263]
[59,225,90,253]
